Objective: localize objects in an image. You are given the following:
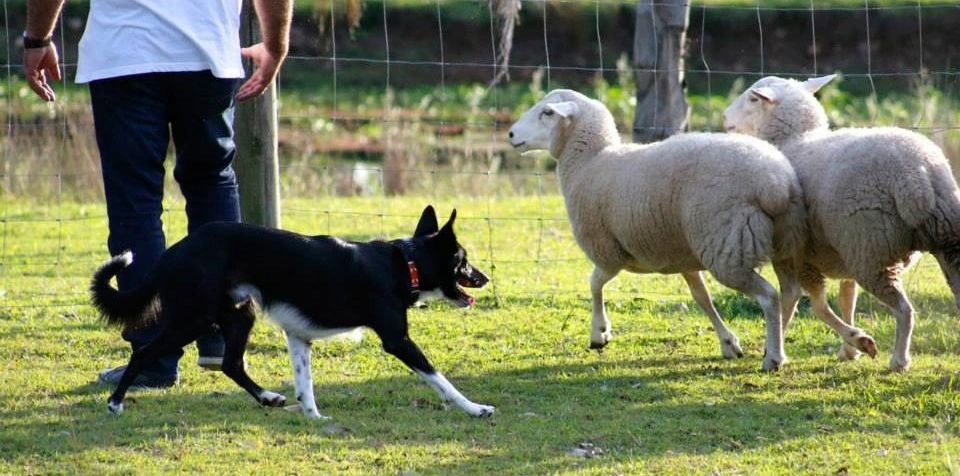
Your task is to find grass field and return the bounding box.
[1,195,959,474]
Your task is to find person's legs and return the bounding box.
[90,74,182,381]
[169,71,242,366]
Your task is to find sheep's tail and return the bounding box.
[772,183,808,263]
[904,156,960,312]
[924,188,960,313]
[757,172,807,264]
[90,251,159,330]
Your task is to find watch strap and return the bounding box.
[22,32,52,49]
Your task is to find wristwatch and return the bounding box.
[22,32,52,49]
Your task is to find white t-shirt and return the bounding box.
[75,0,245,83]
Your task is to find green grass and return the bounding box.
[1,196,960,474]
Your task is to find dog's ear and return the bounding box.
[414,205,439,237]
[438,209,457,237]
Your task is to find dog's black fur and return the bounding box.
[91,206,491,417]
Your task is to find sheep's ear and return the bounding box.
[749,87,777,104]
[802,74,836,94]
[545,101,579,119]
[414,205,439,236]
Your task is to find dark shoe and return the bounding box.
[97,365,178,389]
[196,356,224,371]
[198,356,251,372]
[196,333,225,371]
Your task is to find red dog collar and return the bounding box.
[395,239,421,302]
[407,261,420,290]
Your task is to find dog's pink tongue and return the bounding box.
[457,287,475,307]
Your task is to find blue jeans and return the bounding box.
[90,71,241,377]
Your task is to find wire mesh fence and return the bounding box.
[1,0,959,312]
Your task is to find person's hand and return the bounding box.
[236,42,284,102]
[23,44,61,102]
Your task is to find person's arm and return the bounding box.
[235,0,293,102]
[24,0,65,101]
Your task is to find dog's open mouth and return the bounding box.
[453,284,475,308]
[454,276,486,307]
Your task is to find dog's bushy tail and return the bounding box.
[90,251,159,329]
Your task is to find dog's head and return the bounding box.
[410,205,489,308]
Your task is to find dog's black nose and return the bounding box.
[508,131,514,139]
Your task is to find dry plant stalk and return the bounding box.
[489,0,522,86]
[314,0,365,49]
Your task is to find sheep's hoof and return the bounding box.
[889,355,911,372]
[720,337,744,359]
[589,330,612,351]
[761,354,786,372]
[836,344,862,361]
[589,341,607,351]
[848,333,878,359]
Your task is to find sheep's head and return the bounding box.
[723,75,835,142]
[508,89,618,158]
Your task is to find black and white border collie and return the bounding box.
[91,206,494,418]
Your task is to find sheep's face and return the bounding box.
[723,75,836,137]
[722,78,784,136]
[508,95,580,155]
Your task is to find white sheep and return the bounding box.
[724,74,960,371]
[507,88,825,371]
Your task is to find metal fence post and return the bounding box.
[234,0,281,228]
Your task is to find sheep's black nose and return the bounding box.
[508,131,514,139]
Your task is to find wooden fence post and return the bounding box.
[234,1,281,228]
[632,0,690,144]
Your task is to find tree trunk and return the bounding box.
[632,0,690,144]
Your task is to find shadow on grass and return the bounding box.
[0,354,941,474]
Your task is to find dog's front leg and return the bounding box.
[285,332,328,419]
[381,335,494,418]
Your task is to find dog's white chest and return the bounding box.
[263,301,361,342]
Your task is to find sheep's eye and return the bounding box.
[542,109,555,116]
[749,97,759,103]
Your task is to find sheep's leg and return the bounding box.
[589,266,619,350]
[837,280,863,361]
[933,251,960,313]
[799,267,877,359]
[710,269,785,371]
[803,276,877,359]
[858,277,914,372]
[681,271,743,359]
[773,260,802,334]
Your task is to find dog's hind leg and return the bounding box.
[285,333,327,419]
[376,330,494,418]
[107,321,201,414]
[219,302,286,408]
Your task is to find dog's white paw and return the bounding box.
[463,402,495,418]
[720,336,745,359]
[304,407,332,420]
[258,390,287,408]
[107,400,124,414]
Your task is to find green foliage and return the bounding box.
[1,196,959,474]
